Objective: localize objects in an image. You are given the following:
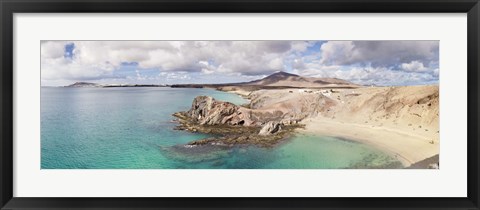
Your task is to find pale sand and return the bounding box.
[301,116,439,167]
[223,85,439,167]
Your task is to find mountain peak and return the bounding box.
[242,71,358,87]
[268,71,299,77]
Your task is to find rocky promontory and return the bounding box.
[172,96,304,147]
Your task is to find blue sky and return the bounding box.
[41,41,439,86]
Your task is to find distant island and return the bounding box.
[65,82,168,88]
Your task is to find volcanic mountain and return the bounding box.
[240,71,359,88]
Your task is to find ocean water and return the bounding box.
[41,87,402,169]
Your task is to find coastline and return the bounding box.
[299,117,439,167]
[221,87,439,168]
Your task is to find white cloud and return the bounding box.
[293,41,439,85]
[290,41,316,52]
[400,60,428,72]
[199,61,215,74]
[41,41,69,59]
[320,41,356,65]
[294,65,437,86]
[433,68,439,77]
[41,40,439,86]
[41,54,116,82]
[41,41,315,84]
[319,41,439,68]
[159,71,191,81]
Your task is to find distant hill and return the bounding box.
[65,82,166,88]
[66,82,101,87]
[240,71,358,88]
[68,72,359,89]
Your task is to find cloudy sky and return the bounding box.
[41,40,439,86]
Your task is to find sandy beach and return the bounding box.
[298,85,439,167]
[222,84,440,167]
[300,117,438,167]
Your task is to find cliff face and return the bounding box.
[185,93,337,128]
[172,96,304,147]
[187,96,255,126]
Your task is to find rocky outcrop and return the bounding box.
[258,121,282,135]
[187,96,256,126]
[172,96,306,147]
[173,109,301,147]
[185,95,311,127]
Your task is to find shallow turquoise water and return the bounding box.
[41,87,401,169]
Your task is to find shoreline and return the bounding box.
[221,87,439,168]
[299,117,439,167]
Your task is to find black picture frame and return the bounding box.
[1,0,479,209]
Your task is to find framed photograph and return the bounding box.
[1,0,479,209]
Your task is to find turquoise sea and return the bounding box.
[41,87,402,169]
